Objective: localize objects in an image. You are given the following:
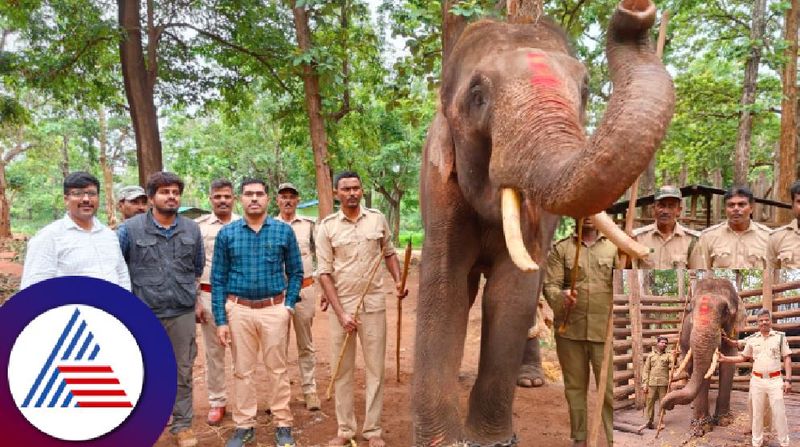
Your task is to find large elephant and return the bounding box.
[661,278,746,436]
[412,0,675,445]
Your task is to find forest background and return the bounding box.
[0,0,798,246]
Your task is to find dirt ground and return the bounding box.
[614,389,800,447]
[150,266,605,447]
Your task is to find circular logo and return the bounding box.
[8,305,144,440]
[0,277,177,446]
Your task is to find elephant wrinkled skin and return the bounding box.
[412,0,674,445]
[661,278,746,436]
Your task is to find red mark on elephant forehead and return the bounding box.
[697,295,713,325]
[526,52,561,89]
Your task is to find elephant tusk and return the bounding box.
[674,348,692,379]
[704,348,720,380]
[591,212,652,259]
[501,188,539,272]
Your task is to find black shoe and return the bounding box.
[226,428,255,447]
[646,422,655,430]
[275,427,296,447]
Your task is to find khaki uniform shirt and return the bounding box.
[196,212,240,286]
[543,235,620,342]
[642,350,674,386]
[767,219,800,268]
[316,207,396,314]
[688,220,770,269]
[276,214,315,279]
[743,330,791,375]
[632,223,699,269]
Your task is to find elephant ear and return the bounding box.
[424,110,456,183]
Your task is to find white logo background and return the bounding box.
[8,304,144,441]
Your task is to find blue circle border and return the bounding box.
[0,276,177,446]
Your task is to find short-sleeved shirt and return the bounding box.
[632,222,699,269]
[767,219,800,268]
[742,330,791,375]
[276,214,315,279]
[688,220,770,269]
[543,235,619,342]
[642,350,674,386]
[21,214,131,291]
[316,207,396,314]
[196,212,239,286]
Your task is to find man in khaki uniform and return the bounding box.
[719,309,792,447]
[544,216,619,447]
[275,182,321,411]
[641,335,673,429]
[195,179,239,425]
[688,186,770,269]
[767,180,800,268]
[316,171,406,447]
[632,185,699,269]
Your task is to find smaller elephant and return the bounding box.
[661,278,745,437]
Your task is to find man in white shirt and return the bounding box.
[20,171,130,291]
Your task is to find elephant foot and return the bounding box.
[516,365,545,388]
[689,416,714,437]
[714,411,734,427]
[454,434,519,447]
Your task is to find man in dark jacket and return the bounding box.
[118,171,204,447]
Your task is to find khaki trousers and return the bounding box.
[290,285,317,394]
[227,299,293,428]
[645,385,667,424]
[555,335,613,444]
[199,291,228,408]
[329,310,386,440]
[750,376,790,447]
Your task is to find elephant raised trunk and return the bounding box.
[489,0,674,218]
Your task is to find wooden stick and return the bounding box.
[397,240,412,383]
[326,255,384,400]
[588,304,614,446]
[558,217,584,335]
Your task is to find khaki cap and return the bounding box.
[655,185,682,201]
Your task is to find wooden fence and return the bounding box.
[613,271,800,410]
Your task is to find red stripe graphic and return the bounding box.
[77,402,133,408]
[65,378,120,384]
[58,366,113,373]
[71,390,128,396]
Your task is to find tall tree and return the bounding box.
[290,1,334,218]
[778,0,799,221]
[118,0,162,185]
[733,0,768,186]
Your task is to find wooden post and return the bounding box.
[762,268,773,314]
[628,269,645,409]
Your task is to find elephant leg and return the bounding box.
[464,259,538,444]
[690,381,713,437]
[413,222,480,446]
[516,337,545,388]
[714,342,737,426]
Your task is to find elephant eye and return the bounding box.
[470,85,485,107]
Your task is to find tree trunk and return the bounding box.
[291,3,334,219]
[442,1,467,65]
[0,161,10,238]
[118,0,162,186]
[734,0,767,186]
[778,0,799,223]
[60,134,70,180]
[97,108,117,228]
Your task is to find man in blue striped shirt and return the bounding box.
[211,178,302,447]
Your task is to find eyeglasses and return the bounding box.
[67,190,99,198]
[242,191,267,198]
